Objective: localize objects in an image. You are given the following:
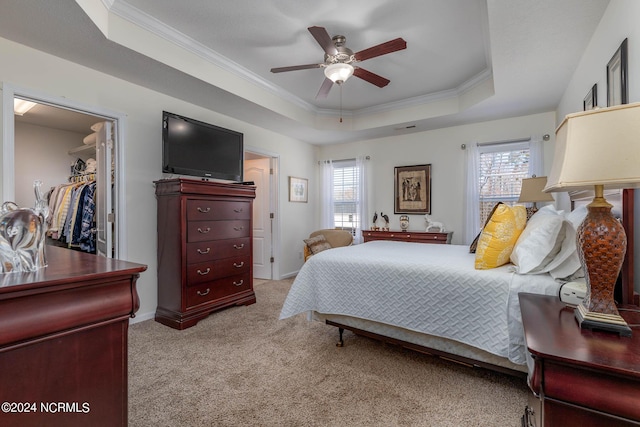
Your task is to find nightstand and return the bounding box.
[519,293,640,426]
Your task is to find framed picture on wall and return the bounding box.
[607,38,628,106]
[394,164,431,214]
[288,176,308,202]
[583,84,597,111]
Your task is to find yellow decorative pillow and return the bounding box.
[474,204,527,269]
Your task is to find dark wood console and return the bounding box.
[362,229,452,244]
[154,178,256,330]
[0,246,146,427]
[520,293,640,426]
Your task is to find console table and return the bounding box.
[362,229,452,244]
[0,246,146,427]
[519,293,640,426]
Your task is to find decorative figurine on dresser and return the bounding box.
[154,178,257,330]
[399,215,409,231]
[0,180,49,273]
[424,214,446,232]
[380,212,390,230]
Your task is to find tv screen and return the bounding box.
[162,111,243,181]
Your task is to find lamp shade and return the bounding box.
[518,176,555,203]
[544,102,640,193]
[324,63,354,84]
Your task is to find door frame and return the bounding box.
[245,145,280,280]
[1,82,128,259]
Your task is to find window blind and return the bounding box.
[478,146,530,224]
[332,159,359,235]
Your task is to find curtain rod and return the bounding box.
[318,156,370,165]
[460,134,549,150]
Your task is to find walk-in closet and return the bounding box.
[13,100,116,257]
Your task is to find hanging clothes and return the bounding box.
[46,180,96,253]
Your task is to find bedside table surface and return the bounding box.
[520,292,640,378]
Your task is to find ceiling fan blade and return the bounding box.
[270,63,322,73]
[308,26,338,56]
[353,67,390,88]
[315,78,334,99]
[354,38,407,62]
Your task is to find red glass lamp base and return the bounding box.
[576,192,632,336]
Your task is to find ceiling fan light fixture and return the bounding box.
[324,63,354,84]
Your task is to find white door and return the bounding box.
[95,121,113,258]
[244,158,271,279]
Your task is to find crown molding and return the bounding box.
[109,1,492,120]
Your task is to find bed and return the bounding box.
[280,202,621,375]
[280,240,564,375]
[280,191,638,376]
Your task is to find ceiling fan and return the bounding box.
[270,26,407,99]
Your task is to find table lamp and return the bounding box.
[544,103,640,336]
[518,176,554,218]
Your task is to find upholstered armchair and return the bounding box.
[303,229,353,261]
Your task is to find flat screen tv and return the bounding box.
[162,111,244,181]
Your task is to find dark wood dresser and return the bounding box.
[362,229,452,244]
[0,246,146,427]
[154,178,256,330]
[520,293,640,426]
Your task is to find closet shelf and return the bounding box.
[68,142,96,155]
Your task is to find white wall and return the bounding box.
[0,36,317,320]
[13,122,86,208]
[556,0,640,295]
[319,112,557,245]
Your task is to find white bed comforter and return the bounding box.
[280,241,560,364]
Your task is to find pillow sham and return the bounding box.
[510,205,565,274]
[303,234,332,255]
[547,205,588,279]
[469,202,503,253]
[474,204,526,270]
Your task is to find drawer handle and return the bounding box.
[233,244,245,249]
[197,227,211,234]
[197,207,211,213]
[234,226,244,231]
[233,280,244,287]
[197,288,210,296]
[233,262,244,268]
[234,208,243,213]
[197,268,211,275]
[197,247,211,254]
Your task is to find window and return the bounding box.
[478,142,530,224]
[332,159,360,235]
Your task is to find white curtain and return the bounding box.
[354,156,369,244]
[464,142,480,244]
[529,135,544,177]
[320,160,334,229]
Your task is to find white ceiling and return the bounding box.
[2,0,610,144]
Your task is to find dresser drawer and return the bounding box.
[186,273,251,308]
[187,255,251,285]
[186,200,251,221]
[187,220,250,242]
[186,237,250,263]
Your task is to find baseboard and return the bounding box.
[279,270,299,280]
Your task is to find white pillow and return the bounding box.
[547,205,588,279]
[510,206,565,274]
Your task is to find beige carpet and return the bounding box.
[129,278,529,426]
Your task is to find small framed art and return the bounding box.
[289,176,308,203]
[394,164,431,214]
[583,84,597,111]
[607,38,628,106]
